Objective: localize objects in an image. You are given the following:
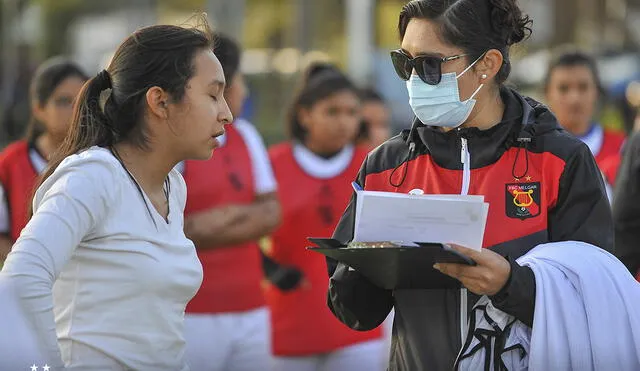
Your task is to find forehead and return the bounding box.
[192,49,225,84]
[401,18,461,57]
[315,89,359,106]
[549,65,596,83]
[50,76,85,94]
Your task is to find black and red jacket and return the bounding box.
[326,88,613,371]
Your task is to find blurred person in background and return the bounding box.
[1,22,229,370]
[355,88,391,149]
[326,0,614,369]
[0,57,88,263]
[613,85,640,280]
[544,49,626,190]
[181,33,281,371]
[265,63,385,371]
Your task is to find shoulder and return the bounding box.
[55,146,122,175]
[603,129,626,147]
[233,119,265,144]
[533,126,591,163]
[35,147,124,208]
[353,145,370,164]
[268,142,292,161]
[0,140,29,163]
[365,133,413,175]
[168,167,188,210]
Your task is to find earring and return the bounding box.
[481,74,488,79]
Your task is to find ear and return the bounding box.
[475,49,504,83]
[32,100,48,124]
[298,107,312,129]
[145,86,170,119]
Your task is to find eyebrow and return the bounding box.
[400,48,445,58]
[209,80,225,90]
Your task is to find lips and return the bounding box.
[211,130,224,149]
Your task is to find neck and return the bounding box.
[567,122,592,137]
[112,141,174,192]
[303,140,343,159]
[35,134,64,161]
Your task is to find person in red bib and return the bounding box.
[0,57,87,262]
[544,49,626,195]
[266,63,385,371]
[355,88,391,150]
[181,33,281,371]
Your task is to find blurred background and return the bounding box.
[1,0,639,147]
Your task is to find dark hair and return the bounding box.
[359,87,385,104]
[212,32,241,86]
[398,0,532,85]
[26,57,88,142]
[37,21,213,193]
[543,48,603,93]
[287,63,357,141]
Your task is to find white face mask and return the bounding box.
[406,56,484,128]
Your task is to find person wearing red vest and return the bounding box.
[544,49,626,195]
[181,34,281,371]
[266,63,385,371]
[0,57,87,263]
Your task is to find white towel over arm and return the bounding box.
[457,241,640,371]
[516,241,640,371]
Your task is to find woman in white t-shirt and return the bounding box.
[0,19,232,371]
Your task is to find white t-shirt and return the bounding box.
[0,147,203,370]
[174,118,277,194]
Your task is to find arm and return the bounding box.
[613,132,640,274]
[0,160,117,369]
[326,158,394,331]
[185,121,282,249]
[491,144,613,325]
[184,192,281,248]
[0,182,12,263]
[0,234,12,263]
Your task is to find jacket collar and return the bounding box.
[406,87,561,170]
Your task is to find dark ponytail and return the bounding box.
[25,57,88,143]
[33,20,213,213]
[286,62,357,140]
[398,0,532,85]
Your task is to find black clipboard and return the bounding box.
[307,238,476,290]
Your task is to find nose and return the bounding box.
[219,97,233,125]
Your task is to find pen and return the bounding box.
[351,181,363,192]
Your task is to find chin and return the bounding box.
[188,148,214,161]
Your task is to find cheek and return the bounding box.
[456,75,478,100]
[344,116,361,135]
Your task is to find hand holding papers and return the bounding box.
[307,187,490,289]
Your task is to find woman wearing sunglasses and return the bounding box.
[327,0,613,370]
[0,58,88,264]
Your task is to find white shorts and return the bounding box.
[272,339,386,371]
[184,307,271,371]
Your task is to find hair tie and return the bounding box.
[96,69,112,89]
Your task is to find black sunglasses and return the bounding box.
[390,49,467,85]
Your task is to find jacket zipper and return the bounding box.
[459,136,470,348]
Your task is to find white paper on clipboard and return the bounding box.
[353,190,489,251]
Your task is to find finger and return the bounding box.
[435,262,485,281]
[446,243,492,264]
[433,262,466,279]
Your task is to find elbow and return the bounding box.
[327,271,392,331]
[327,284,387,331]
